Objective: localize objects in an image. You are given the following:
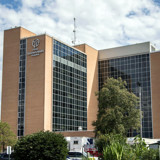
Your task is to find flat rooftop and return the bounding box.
[98,42,156,60]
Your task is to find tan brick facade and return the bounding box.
[1,27,96,137]
[1,27,36,134]
[1,27,53,136]
[23,34,53,135]
[74,44,98,130]
[150,52,160,138]
[57,131,95,137]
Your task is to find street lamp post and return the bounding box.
[137,82,142,138]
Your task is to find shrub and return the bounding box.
[13,131,68,160]
[96,134,160,160]
[103,141,124,160]
[141,149,159,160]
[95,134,126,154]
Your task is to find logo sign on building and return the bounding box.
[32,39,40,48]
[27,38,44,57]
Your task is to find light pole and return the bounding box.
[137,82,142,138]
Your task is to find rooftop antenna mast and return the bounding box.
[72,17,76,45]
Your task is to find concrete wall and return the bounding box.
[99,42,153,60]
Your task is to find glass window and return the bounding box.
[98,54,152,138]
[53,40,87,131]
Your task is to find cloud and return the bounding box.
[22,0,43,8]
[0,0,160,107]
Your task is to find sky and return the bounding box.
[0,0,160,108]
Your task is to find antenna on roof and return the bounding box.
[72,17,76,45]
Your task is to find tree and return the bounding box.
[93,77,141,136]
[13,131,68,160]
[0,121,17,152]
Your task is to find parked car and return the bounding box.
[0,153,14,160]
[67,152,86,160]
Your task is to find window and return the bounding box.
[98,54,152,138]
[73,140,78,145]
[53,40,87,131]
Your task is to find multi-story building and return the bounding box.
[98,43,156,138]
[1,27,160,139]
[1,27,98,138]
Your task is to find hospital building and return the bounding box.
[1,27,160,138]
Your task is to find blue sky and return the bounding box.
[0,0,21,10]
[0,0,160,110]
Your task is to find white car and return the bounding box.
[66,152,85,160]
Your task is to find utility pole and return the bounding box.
[137,82,142,138]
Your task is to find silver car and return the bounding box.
[66,152,86,160]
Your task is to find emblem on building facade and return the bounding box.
[27,38,44,57]
[32,39,40,48]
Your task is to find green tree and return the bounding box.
[0,121,17,152]
[93,77,141,136]
[141,148,159,160]
[13,131,68,160]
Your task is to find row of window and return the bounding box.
[53,102,87,109]
[53,120,87,126]
[53,101,87,109]
[54,67,87,77]
[53,83,87,91]
[100,54,149,62]
[18,40,26,137]
[128,132,152,138]
[53,72,87,82]
[53,40,87,132]
[53,115,87,120]
[53,86,87,94]
[53,109,87,115]
[53,77,87,87]
[53,96,87,103]
[53,126,87,131]
[53,94,87,101]
[53,40,87,67]
[53,86,87,97]
[98,53,152,138]
[53,74,86,83]
[53,41,86,58]
[54,50,86,66]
